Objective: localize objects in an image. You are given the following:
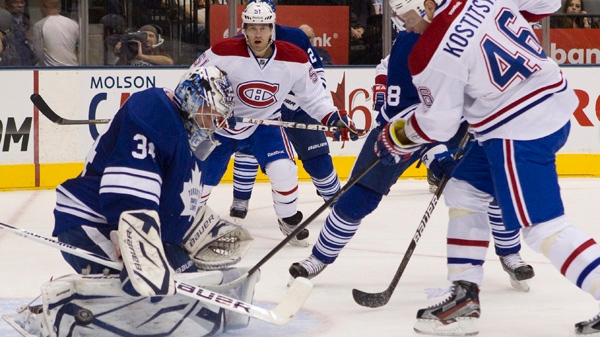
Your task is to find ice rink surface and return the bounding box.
[2,178,600,337]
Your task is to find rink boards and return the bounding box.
[1,66,600,190]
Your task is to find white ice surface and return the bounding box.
[1,178,600,336]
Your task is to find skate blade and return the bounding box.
[287,238,310,248]
[509,277,530,292]
[2,313,40,337]
[414,317,479,336]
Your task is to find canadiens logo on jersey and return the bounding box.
[179,163,203,220]
[237,81,280,108]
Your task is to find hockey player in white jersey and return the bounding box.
[288,1,533,293]
[21,65,260,336]
[191,1,359,247]
[374,0,600,335]
[229,0,347,224]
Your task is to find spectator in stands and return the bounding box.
[32,0,79,66]
[349,0,368,45]
[0,7,23,66]
[114,24,174,65]
[163,0,207,46]
[101,14,127,65]
[552,0,591,28]
[299,23,333,65]
[5,0,36,65]
[0,8,10,64]
[349,0,377,64]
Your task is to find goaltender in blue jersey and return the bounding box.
[21,66,262,336]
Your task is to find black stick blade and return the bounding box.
[352,288,392,308]
[31,94,110,125]
[31,93,64,124]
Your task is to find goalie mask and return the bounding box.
[174,65,235,160]
[242,1,276,48]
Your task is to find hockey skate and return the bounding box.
[499,253,535,292]
[414,280,480,336]
[575,312,600,335]
[427,169,440,194]
[289,254,327,280]
[229,198,249,223]
[278,211,309,247]
[2,303,43,337]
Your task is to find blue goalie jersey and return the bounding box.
[53,87,203,245]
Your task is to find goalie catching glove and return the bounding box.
[375,119,423,165]
[183,205,253,270]
[322,110,360,141]
[117,210,176,297]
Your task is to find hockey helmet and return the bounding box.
[242,1,276,42]
[246,0,275,13]
[389,0,427,19]
[389,0,442,30]
[174,65,235,159]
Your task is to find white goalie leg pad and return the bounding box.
[445,179,493,285]
[183,206,253,270]
[29,270,258,337]
[523,216,600,298]
[118,210,175,296]
[265,159,298,218]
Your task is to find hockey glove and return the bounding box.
[375,119,422,165]
[372,84,386,112]
[322,110,359,141]
[183,206,253,270]
[421,144,457,180]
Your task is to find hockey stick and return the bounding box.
[235,116,367,134]
[210,156,381,291]
[31,93,366,133]
[0,221,312,325]
[31,94,111,125]
[352,131,472,308]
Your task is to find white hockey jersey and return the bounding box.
[191,38,337,140]
[404,0,578,143]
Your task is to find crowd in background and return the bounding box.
[0,0,599,67]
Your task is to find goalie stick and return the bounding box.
[352,131,472,308]
[31,93,366,133]
[0,221,312,326]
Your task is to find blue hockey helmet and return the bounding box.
[174,65,235,159]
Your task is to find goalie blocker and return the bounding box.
[115,207,252,296]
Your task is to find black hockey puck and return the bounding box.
[75,308,94,324]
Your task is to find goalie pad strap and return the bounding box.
[118,210,175,296]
